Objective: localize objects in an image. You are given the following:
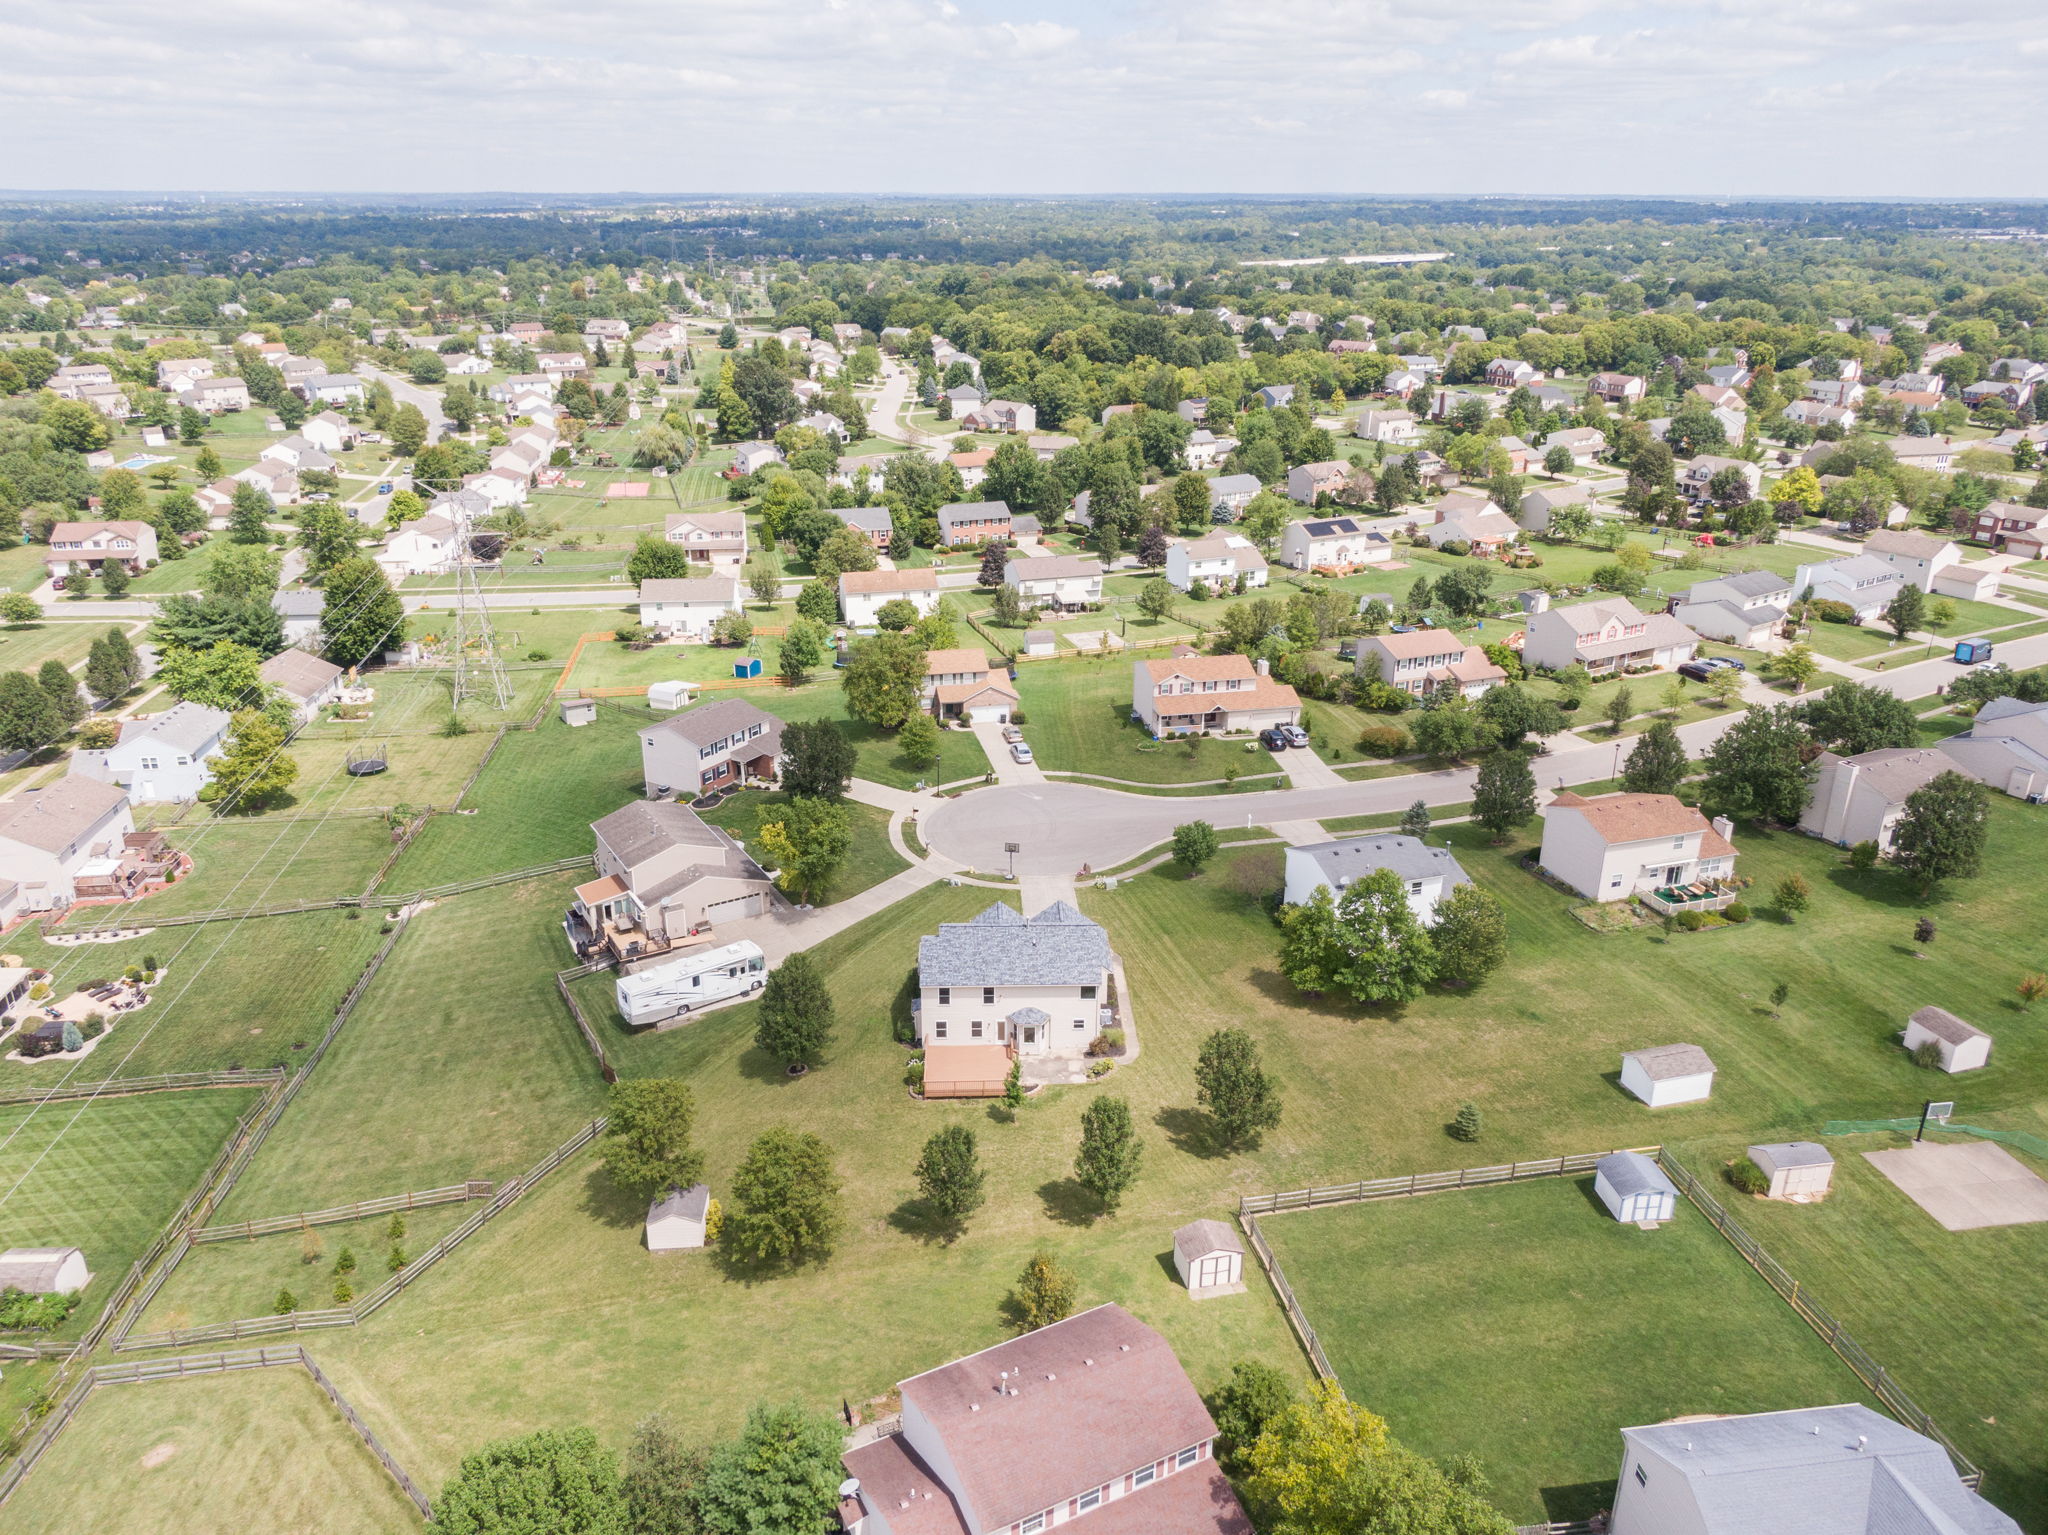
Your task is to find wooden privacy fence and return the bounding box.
[0,1346,432,1519]
[1238,1147,1661,1216]
[193,1182,496,1243]
[1655,1150,1982,1489]
[115,1118,607,1352]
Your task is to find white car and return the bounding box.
[1009,741,1034,764]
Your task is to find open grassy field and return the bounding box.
[1260,1176,1875,1523]
[699,788,906,905]
[1,911,388,1080]
[4,1366,427,1535]
[206,877,606,1223]
[0,542,47,594]
[1012,658,1268,783]
[757,684,992,788]
[0,618,125,679]
[1667,1129,2048,1527]
[132,818,395,914]
[0,1089,256,1336]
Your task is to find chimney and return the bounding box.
[1255,656,1270,676]
[1711,815,1734,842]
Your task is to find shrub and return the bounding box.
[1914,917,1937,946]
[142,954,158,972]
[1847,840,1880,871]
[387,1246,408,1274]
[332,1278,355,1306]
[272,1288,299,1316]
[1449,1103,1482,1142]
[1809,598,1858,624]
[1722,902,1750,924]
[332,1245,356,1276]
[1727,1155,1769,1195]
[1087,1059,1113,1078]
[905,1057,925,1094]
[1357,723,1412,758]
[1911,1039,1945,1070]
[1009,708,1026,725]
[1676,910,1707,931]
[1439,539,1471,556]
[1091,1026,1126,1056]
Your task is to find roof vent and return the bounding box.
[1120,1344,1130,1352]
[1008,1388,1018,1396]
[1046,1373,1056,1381]
[1857,1435,1869,1452]
[1084,1358,1094,1366]
[969,1403,980,1412]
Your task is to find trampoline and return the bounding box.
[345,742,389,776]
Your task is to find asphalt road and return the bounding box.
[358,362,451,442]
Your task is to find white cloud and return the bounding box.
[0,0,2035,194]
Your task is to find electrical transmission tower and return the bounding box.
[448,504,511,711]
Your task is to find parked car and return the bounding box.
[1001,723,1023,743]
[1259,727,1290,750]
[1009,741,1034,764]
[1678,656,1745,682]
[1278,724,1311,748]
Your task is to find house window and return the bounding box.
[1671,837,1684,849]
[1133,1463,1156,1488]
[1074,1018,1086,1029]
[140,757,159,771]
[1021,1517,1045,1535]
[934,1022,947,1039]
[1176,1446,1199,1469]
[1408,880,1424,895]
[937,987,950,1005]
[1080,985,1097,1000]
[1634,1464,1648,1488]
[970,1021,983,1038]
[982,987,995,1005]
[1078,1488,1102,1513]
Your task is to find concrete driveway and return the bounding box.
[972,717,1044,783]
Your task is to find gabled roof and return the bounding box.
[1290,834,1471,892]
[1011,555,1102,581]
[591,799,736,874]
[937,500,1012,527]
[1549,792,1725,851]
[1173,1218,1242,1264]
[1622,1042,1715,1080]
[0,777,128,853]
[115,701,231,755]
[1908,1006,1987,1045]
[840,566,938,595]
[1863,528,1954,561]
[1817,746,1958,805]
[918,900,1109,988]
[1749,1141,1833,1173]
[649,698,781,754]
[1597,1150,1676,1198]
[259,647,343,703]
[1141,654,1258,686]
[1299,517,1366,538]
[638,577,740,604]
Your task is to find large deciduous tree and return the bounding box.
[694,1403,846,1535]
[320,555,405,669]
[777,719,854,801]
[913,1124,986,1231]
[840,630,927,728]
[1699,703,1813,824]
[1194,1028,1282,1149]
[725,1127,842,1266]
[1891,770,1989,896]
[433,1427,627,1535]
[754,952,836,1068]
[207,709,298,811]
[1472,749,1536,842]
[1429,884,1509,988]
[1621,718,1689,796]
[1073,1094,1143,1213]
[757,797,852,905]
[601,1079,705,1202]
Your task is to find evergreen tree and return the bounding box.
[978,542,1009,587]
[1073,1094,1143,1213]
[755,952,835,1069]
[85,636,127,703]
[1472,749,1536,842]
[1621,718,1688,796]
[35,659,84,728]
[1450,1103,1483,1142]
[1399,799,1432,840]
[1011,1252,1078,1331]
[103,626,142,687]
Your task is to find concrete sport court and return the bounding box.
[1864,1140,2048,1232]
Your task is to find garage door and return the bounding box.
[704,893,764,924]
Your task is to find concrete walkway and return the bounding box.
[1268,820,1330,846]
[1018,872,1078,914]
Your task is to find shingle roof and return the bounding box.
[0,1248,84,1293]
[591,799,742,879]
[1748,1141,1833,1174]
[1301,517,1365,537]
[648,1183,710,1223]
[650,698,782,755]
[1010,555,1101,581]
[918,901,1109,988]
[841,567,938,594]
[1819,746,1957,804]
[894,1305,1221,1532]
[0,777,128,853]
[1207,473,1262,501]
[116,701,231,755]
[259,647,343,703]
[1140,654,1259,686]
[1862,528,1953,560]
[1622,1043,1716,1081]
[1597,1150,1676,1199]
[1692,568,1793,602]
[937,500,1012,528]
[638,577,740,604]
[1173,1218,1243,1265]
[1291,834,1471,894]
[1908,1006,1986,1045]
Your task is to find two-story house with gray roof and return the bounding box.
[67,702,230,803]
[1282,835,1470,923]
[937,500,1013,548]
[567,800,774,962]
[637,698,784,797]
[1668,568,1792,648]
[915,902,1114,1094]
[0,777,136,929]
[1522,597,1700,676]
[1792,554,1908,623]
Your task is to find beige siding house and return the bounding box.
[1131,654,1300,737]
[1538,791,1737,901]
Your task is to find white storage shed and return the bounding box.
[1748,1141,1835,1201]
[1620,1043,1716,1107]
[1594,1152,1677,1225]
[560,697,596,727]
[0,1246,91,1295]
[646,1183,710,1252]
[647,680,698,712]
[1172,1219,1245,1299]
[1903,1006,1992,1074]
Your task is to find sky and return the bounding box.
[5,0,2045,197]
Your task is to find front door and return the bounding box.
[1022,1026,1036,1046]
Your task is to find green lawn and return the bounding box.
[1667,1130,2048,1531]
[133,818,393,915]
[1012,658,1264,783]
[757,685,991,789]
[0,1089,257,1337]
[0,911,388,1080]
[206,878,607,1222]
[1803,620,1900,662]
[0,619,125,680]
[699,788,907,905]
[569,625,795,690]
[4,1367,427,1535]
[1261,1176,1874,1523]
[0,541,47,594]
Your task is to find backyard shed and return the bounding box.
[1021,629,1056,658]
[1903,1006,1992,1074]
[0,1246,90,1294]
[1748,1141,1835,1201]
[1172,1218,1245,1299]
[646,1183,710,1252]
[1594,1152,1677,1225]
[647,680,697,712]
[1620,1043,1716,1107]
[560,697,596,727]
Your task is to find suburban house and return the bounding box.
[1691,383,1747,413]
[376,512,460,576]
[1936,697,2048,800]
[1538,791,1738,902]
[1355,407,1420,445]
[1486,357,1540,387]
[958,398,1037,434]
[948,449,993,489]
[638,577,744,640]
[1183,429,1234,470]
[938,501,1014,548]
[1792,555,1908,623]
[67,702,231,803]
[583,318,630,341]
[1783,399,1855,430]
[259,647,345,724]
[1006,555,1103,612]
[1678,454,1763,504]
[236,458,298,505]
[535,353,589,380]
[1285,459,1353,504]
[1517,483,1591,534]
[1425,503,1519,551]
[923,648,1018,723]
[1705,363,1753,389]
[1668,569,1793,648]
[637,698,784,797]
[839,567,940,626]
[1889,436,1961,473]
[1165,534,1268,592]
[1207,473,1263,520]
[1256,383,1295,409]
[1800,746,1960,852]
[1131,654,1301,738]
[567,800,774,963]
[299,410,360,454]
[1971,500,2048,558]
[1382,367,1427,398]
[156,356,214,389]
[1355,629,1506,699]
[831,506,895,550]
[1805,378,1867,408]
[0,777,137,929]
[837,1305,1250,1535]
[1278,515,1392,572]
[1860,529,2003,601]
[661,512,748,573]
[1521,598,1701,675]
[1590,372,1647,404]
[727,441,784,477]
[1543,425,1608,466]
[178,377,252,413]
[1282,835,1471,922]
[44,521,158,578]
[302,373,365,405]
[271,589,325,647]
[1607,1403,2019,1535]
[1029,433,1078,461]
[913,902,1114,1083]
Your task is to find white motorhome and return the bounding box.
[614,941,766,1026]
